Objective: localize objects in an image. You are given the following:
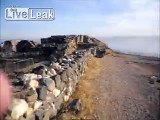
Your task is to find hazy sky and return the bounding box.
[0,0,159,40]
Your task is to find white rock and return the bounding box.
[64,95,69,102]
[10,98,28,120]
[151,76,157,80]
[27,80,39,90]
[47,71,53,77]
[50,68,57,76]
[67,86,72,96]
[33,101,42,111]
[52,88,61,97]
[23,73,38,81]
[25,107,34,119]
[50,103,57,117]
[37,75,42,79]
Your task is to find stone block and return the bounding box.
[37,86,47,101]
[41,78,55,91]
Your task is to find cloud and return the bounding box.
[91,0,159,37]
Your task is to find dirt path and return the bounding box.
[92,54,160,120]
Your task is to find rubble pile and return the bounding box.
[0,35,108,120]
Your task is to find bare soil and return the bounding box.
[92,54,160,120]
[60,53,160,120]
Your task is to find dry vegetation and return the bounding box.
[62,57,101,119]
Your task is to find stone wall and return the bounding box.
[4,49,94,120]
[2,35,108,120]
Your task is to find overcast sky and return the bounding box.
[0,0,159,40]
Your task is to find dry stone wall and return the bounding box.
[4,49,94,120]
[1,35,108,120]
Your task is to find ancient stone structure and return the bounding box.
[0,35,108,120]
[2,40,18,54]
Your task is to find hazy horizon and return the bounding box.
[1,36,159,58]
[0,0,159,40]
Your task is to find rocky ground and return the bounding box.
[61,53,160,120]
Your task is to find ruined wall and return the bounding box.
[2,35,107,120]
[4,49,94,120]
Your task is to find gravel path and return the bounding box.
[92,54,160,120]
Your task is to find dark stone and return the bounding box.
[53,75,61,89]
[66,67,73,78]
[69,61,77,69]
[41,77,55,91]
[37,86,47,101]
[68,99,82,114]
[35,109,44,120]
[54,94,64,110]
[157,77,160,83]
[60,71,68,82]
[95,48,106,58]
[59,81,66,91]
[32,65,48,77]
[16,40,36,52]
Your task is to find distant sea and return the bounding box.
[99,36,160,58]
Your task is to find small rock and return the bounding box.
[68,99,82,114]
[26,89,38,102]
[66,67,73,78]
[54,94,63,110]
[150,76,157,80]
[35,109,44,120]
[9,98,28,120]
[60,71,68,82]
[46,93,55,103]
[148,79,154,84]
[34,101,42,111]
[64,95,69,102]
[52,88,61,97]
[50,103,57,117]
[27,80,39,90]
[22,73,38,82]
[156,77,160,83]
[52,62,62,71]
[41,78,55,91]
[53,75,61,89]
[37,86,47,100]
[25,107,34,119]
[48,67,57,76]
[59,82,66,91]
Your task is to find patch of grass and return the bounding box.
[70,57,101,119]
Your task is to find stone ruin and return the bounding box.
[0,35,108,120]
